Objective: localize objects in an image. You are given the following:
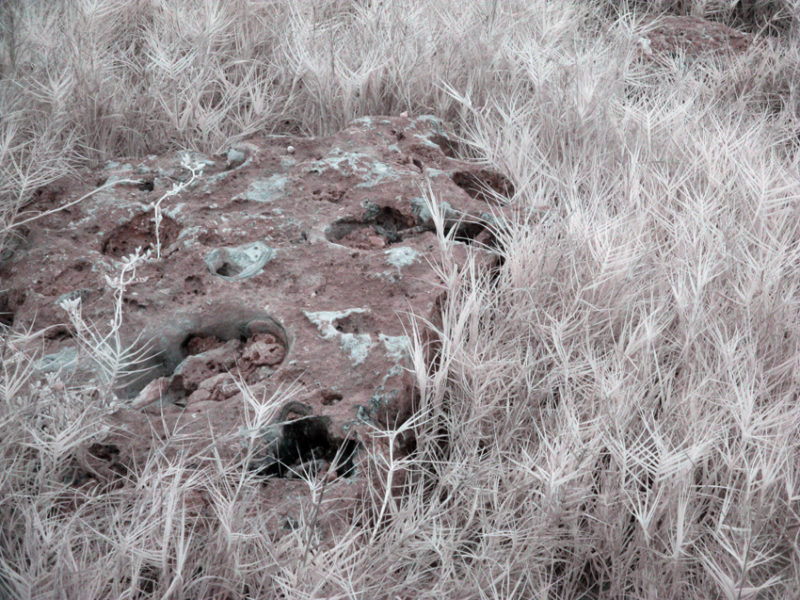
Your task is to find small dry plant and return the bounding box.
[151,154,206,259]
[58,248,154,403]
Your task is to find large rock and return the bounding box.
[638,15,755,61]
[1,114,512,508]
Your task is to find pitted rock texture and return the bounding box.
[1,114,511,519]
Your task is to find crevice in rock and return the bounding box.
[429,133,458,157]
[452,169,515,202]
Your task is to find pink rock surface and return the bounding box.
[1,114,512,518]
[639,15,755,60]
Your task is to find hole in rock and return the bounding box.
[408,144,444,165]
[181,333,226,356]
[137,179,154,192]
[45,324,72,341]
[452,169,515,202]
[1,227,30,263]
[429,134,458,158]
[0,291,18,328]
[310,187,346,203]
[88,443,119,460]
[321,390,343,405]
[332,311,375,335]
[102,212,180,258]
[123,312,289,403]
[326,204,421,249]
[254,416,360,479]
[445,221,487,245]
[205,242,275,281]
[64,442,128,486]
[183,275,205,296]
[215,260,240,278]
[123,297,147,311]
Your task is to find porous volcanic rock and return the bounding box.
[1,114,512,525]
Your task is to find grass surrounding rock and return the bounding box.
[2,1,800,598]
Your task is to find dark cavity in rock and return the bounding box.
[452,169,515,202]
[252,413,360,479]
[102,212,180,258]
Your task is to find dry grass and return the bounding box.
[2,0,800,598]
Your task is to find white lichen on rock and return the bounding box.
[239,174,288,202]
[384,247,420,269]
[379,334,410,361]
[303,308,374,365]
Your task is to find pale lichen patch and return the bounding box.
[303,308,375,365]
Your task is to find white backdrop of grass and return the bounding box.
[2,0,800,598]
